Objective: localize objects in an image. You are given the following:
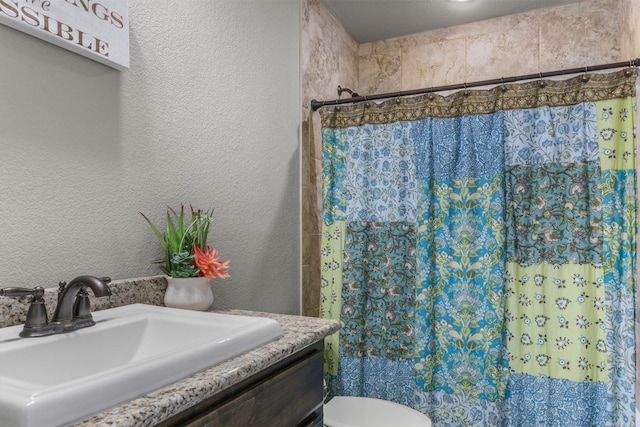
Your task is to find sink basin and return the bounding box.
[0,303,283,427]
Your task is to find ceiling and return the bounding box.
[320,0,579,43]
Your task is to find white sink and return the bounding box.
[0,303,283,427]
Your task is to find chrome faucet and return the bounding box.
[0,275,112,337]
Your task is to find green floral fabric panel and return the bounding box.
[320,220,345,376]
[505,262,607,382]
[340,221,416,361]
[596,98,636,171]
[505,161,603,266]
[414,176,508,402]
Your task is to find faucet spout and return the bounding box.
[52,276,112,326]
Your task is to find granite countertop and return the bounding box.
[0,276,340,427]
[74,308,340,427]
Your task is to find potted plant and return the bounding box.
[141,205,230,310]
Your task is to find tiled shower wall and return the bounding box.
[301,0,358,316]
[301,0,640,317]
[358,0,634,94]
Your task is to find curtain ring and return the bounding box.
[625,60,635,77]
[463,82,470,96]
[428,88,434,100]
[538,72,546,88]
[581,67,590,82]
[500,77,507,92]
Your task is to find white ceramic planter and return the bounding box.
[164,277,214,311]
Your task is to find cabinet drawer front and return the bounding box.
[187,350,323,427]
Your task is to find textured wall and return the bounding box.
[0,1,301,314]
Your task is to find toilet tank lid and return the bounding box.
[324,396,432,427]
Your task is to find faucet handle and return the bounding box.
[0,286,45,299]
[72,278,111,327]
[0,287,58,337]
[73,288,94,327]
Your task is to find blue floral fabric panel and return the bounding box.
[601,169,637,424]
[414,176,508,402]
[509,373,607,426]
[328,356,415,407]
[414,389,510,427]
[410,112,505,180]
[505,161,602,266]
[343,123,418,222]
[601,169,637,291]
[504,103,598,166]
[340,221,416,361]
[322,127,348,222]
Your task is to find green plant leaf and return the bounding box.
[141,204,215,278]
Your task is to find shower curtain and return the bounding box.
[319,69,636,426]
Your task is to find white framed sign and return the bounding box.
[0,0,129,70]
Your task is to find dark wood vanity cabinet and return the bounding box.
[158,341,325,427]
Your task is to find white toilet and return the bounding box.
[323,396,433,427]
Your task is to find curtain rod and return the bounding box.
[310,58,640,112]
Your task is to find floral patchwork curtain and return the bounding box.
[319,69,636,426]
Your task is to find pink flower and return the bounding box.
[193,245,230,281]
